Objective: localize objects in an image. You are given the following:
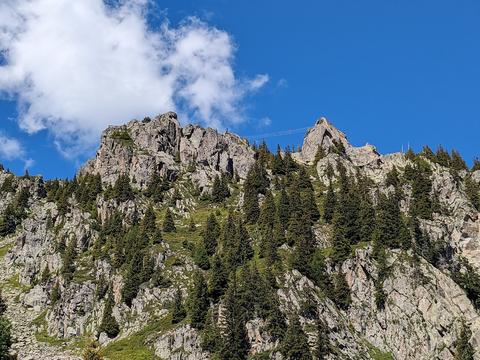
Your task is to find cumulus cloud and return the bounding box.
[0,0,268,157]
[0,132,33,169]
[0,133,24,160]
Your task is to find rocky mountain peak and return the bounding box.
[80,112,255,191]
[299,116,349,164]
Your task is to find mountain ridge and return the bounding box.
[0,112,479,359]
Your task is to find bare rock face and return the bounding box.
[343,248,480,360]
[80,112,255,191]
[154,325,209,360]
[300,117,349,164]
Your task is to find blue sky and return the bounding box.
[0,0,479,178]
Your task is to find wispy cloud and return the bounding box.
[0,0,268,158]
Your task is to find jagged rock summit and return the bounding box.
[80,112,256,191]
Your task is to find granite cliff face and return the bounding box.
[0,112,479,359]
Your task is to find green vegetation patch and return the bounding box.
[101,316,173,360]
[111,128,134,147]
[0,243,13,259]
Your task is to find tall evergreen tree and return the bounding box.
[465,176,480,210]
[276,188,290,227]
[0,291,7,315]
[332,272,351,310]
[113,174,134,202]
[372,193,407,251]
[315,319,330,360]
[219,276,250,360]
[451,150,468,171]
[141,205,157,238]
[358,196,375,242]
[435,145,451,167]
[455,321,474,360]
[171,289,187,324]
[410,163,433,219]
[323,181,336,224]
[162,209,176,232]
[259,191,276,229]
[189,271,209,329]
[208,255,228,300]
[243,185,259,224]
[62,238,77,282]
[281,316,312,360]
[211,174,230,203]
[99,290,120,338]
[272,145,286,175]
[203,213,220,256]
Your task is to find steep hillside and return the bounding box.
[0,112,479,360]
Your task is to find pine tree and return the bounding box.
[465,176,480,210]
[82,339,104,360]
[50,282,61,304]
[451,150,467,171]
[62,238,77,282]
[113,174,134,202]
[314,145,326,163]
[0,316,12,359]
[193,242,210,270]
[372,193,406,251]
[219,276,250,360]
[141,205,157,238]
[281,315,312,360]
[162,209,176,232]
[211,174,230,202]
[323,181,336,224]
[189,271,209,329]
[331,272,351,310]
[435,145,451,167]
[315,319,330,360]
[171,289,187,324]
[385,166,400,188]
[272,145,286,175]
[291,214,316,277]
[405,148,416,161]
[374,247,388,310]
[310,249,330,291]
[243,184,259,224]
[420,145,435,161]
[472,158,480,172]
[358,196,375,242]
[99,290,120,338]
[0,291,6,315]
[203,213,220,256]
[201,310,222,353]
[122,252,143,307]
[276,188,290,227]
[259,191,276,229]
[410,163,433,219]
[283,146,298,173]
[455,320,474,360]
[208,255,227,299]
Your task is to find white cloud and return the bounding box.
[258,117,272,128]
[0,0,268,157]
[0,133,24,160]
